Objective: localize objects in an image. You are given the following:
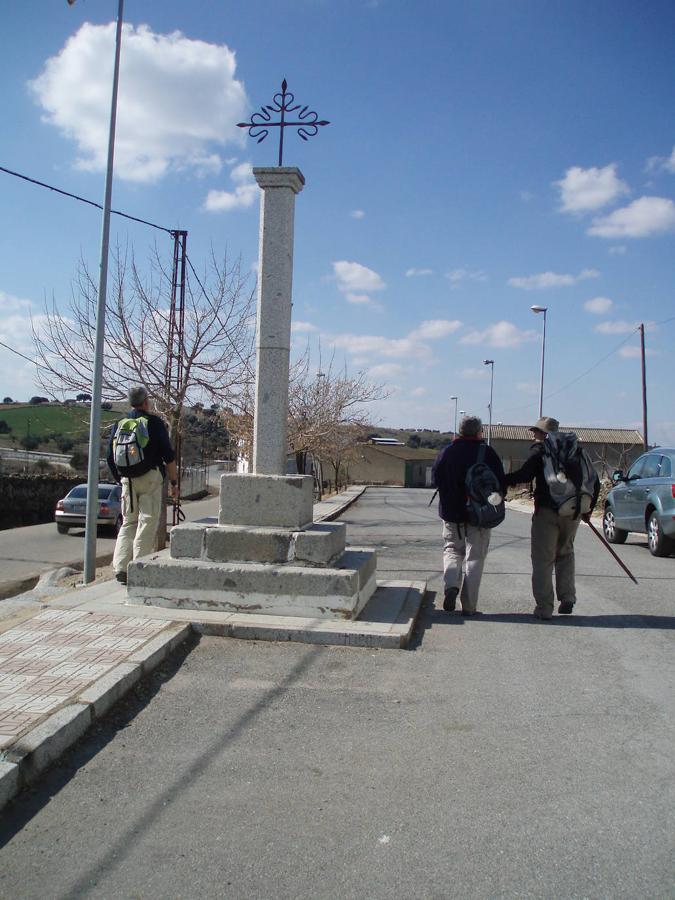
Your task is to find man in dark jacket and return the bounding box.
[107,386,178,585]
[504,416,600,619]
[432,415,506,615]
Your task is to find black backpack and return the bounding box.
[465,444,505,528]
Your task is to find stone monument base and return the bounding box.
[127,473,377,621]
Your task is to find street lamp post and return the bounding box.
[483,360,494,445]
[450,396,458,436]
[531,305,547,419]
[80,0,125,583]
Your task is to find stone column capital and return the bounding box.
[253,167,305,193]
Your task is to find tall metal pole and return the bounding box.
[83,0,124,584]
[640,323,648,450]
[531,305,547,418]
[484,360,494,445]
[539,310,546,418]
[450,396,458,436]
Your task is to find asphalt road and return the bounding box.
[0,487,221,598]
[2,488,674,899]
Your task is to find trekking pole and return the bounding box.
[428,489,438,507]
[585,520,638,585]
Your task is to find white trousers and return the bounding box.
[442,521,492,613]
[112,467,164,575]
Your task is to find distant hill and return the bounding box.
[368,427,454,450]
[0,403,119,449]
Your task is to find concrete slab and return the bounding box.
[218,472,313,528]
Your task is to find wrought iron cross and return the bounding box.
[237,79,330,166]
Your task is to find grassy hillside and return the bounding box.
[0,404,119,445]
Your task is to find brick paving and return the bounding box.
[0,609,169,749]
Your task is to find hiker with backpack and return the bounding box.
[107,385,179,585]
[432,415,506,616]
[504,416,600,620]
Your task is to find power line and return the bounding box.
[0,164,174,235]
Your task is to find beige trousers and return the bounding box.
[442,521,492,613]
[112,467,164,576]
[530,506,580,614]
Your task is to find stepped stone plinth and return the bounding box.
[127,474,377,619]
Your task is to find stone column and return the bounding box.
[252,167,305,475]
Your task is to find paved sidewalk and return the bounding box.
[0,610,170,749]
[0,485,423,809]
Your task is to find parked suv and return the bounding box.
[603,449,675,556]
[55,483,123,535]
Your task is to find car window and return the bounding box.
[641,455,661,479]
[627,457,646,480]
[68,486,88,498]
[659,457,672,478]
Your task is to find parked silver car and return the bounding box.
[55,483,123,535]
[603,449,675,556]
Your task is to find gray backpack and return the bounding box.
[542,432,597,518]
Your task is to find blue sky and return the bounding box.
[1,0,674,444]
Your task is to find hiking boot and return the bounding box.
[443,586,459,612]
[558,600,575,615]
[533,607,552,620]
[115,571,127,585]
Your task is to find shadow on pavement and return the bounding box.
[0,631,200,848]
[2,636,324,898]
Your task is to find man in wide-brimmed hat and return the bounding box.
[505,416,599,620]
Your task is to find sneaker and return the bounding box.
[443,587,459,612]
[461,609,483,617]
[533,607,552,620]
[558,600,575,615]
[115,571,127,585]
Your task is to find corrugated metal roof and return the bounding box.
[489,425,644,444]
[362,445,438,460]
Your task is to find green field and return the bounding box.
[0,404,119,443]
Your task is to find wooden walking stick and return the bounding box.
[586,519,638,585]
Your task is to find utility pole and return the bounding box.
[640,323,648,450]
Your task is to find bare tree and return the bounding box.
[219,348,387,492]
[31,244,256,443]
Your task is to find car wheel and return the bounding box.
[56,523,70,534]
[647,511,675,557]
[603,507,627,544]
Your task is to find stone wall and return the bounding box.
[0,474,83,530]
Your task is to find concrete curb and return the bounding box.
[314,486,367,522]
[0,622,191,812]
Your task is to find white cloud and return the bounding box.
[327,316,459,364]
[646,146,675,174]
[350,209,365,219]
[461,321,538,349]
[409,387,427,398]
[0,291,45,400]
[608,245,627,255]
[203,161,258,211]
[595,320,638,335]
[367,363,406,378]
[555,163,629,213]
[584,296,613,314]
[405,268,434,277]
[516,382,538,395]
[333,260,385,294]
[461,367,489,381]
[30,23,248,183]
[346,293,373,305]
[409,319,461,340]
[446,268,488,286]
[588,196,675,238]
[291,321,318,333]
[508,268,599,290]
[619,345,657,359]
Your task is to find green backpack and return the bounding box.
[113,416,150,476]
